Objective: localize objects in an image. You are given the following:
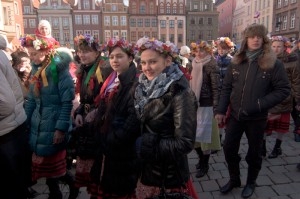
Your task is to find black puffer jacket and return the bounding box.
[217,49,290,121]
[137,76,197,188]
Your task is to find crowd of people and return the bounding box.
[1,20,300,199]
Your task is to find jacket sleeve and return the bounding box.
[259,60,290,111]
[158,88,197,159]
[209,63,220,112]
[0,68,16,119]
[216,64,233,115]
[55,69,75,132]
[290,61,300,105]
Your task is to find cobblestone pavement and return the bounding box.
[31,127,300,199]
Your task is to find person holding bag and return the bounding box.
[134,37,199,199]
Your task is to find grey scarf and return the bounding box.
[246,49,263,62]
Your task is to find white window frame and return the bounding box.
[83,15,90,25]
[121,30,127,40]
[105,30,111,41]
[120,16,126,26]
[104,16,110,26]
[83,0,90,9]
[282,15,287,30]
[112,16,118,26]
[290,13,295,28]
[24,6,30,14]
[75,15,82,25]
[91,15,99,25]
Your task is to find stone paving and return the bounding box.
[31,127,300,199]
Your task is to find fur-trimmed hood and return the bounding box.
[231,45,277,70]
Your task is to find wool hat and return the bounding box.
[242,23,268,38]
[0,34,8,50]
[180,46,191,55]
[38,20,52,36]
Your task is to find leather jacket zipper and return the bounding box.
[238,62,251,120]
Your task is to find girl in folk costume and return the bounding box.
[134,37,198,199]
[89,38,140,198]
[214,37,234,143]
[21,34,76,199]
[35,19,60,47]
[72,34,112,197]
[262,36,300,158]
[190,41,221,178]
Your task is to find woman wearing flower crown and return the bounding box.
[71,34,112,197]
[21,34,75,199]
[87,38,140,199]
[262,36,300,159]
[214,37,234,144]
[134,37,198,199]
[189,40,221,178]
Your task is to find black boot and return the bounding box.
[196,154,210,178]
[241,183,256,198]
[195,147,203,170]
[261,139,266,158]
[242,168,259,198]
[220,163,241,194]
[60,171,79,199]
[46,178,62,199]
[268,139,282,159]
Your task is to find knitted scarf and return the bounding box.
[246,49,263,62]
[134,63,183,116]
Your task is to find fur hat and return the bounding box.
[180,46,191,55]
[242,23,268,39]
[0,34,8,50]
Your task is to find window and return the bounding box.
[160,20,166,28]
[76,30,83,36]
[191,18,195,25]
[199,31,203,40]
[169,20,174,28]
[75,15,82,25]
[145,19,150,27]
[137,19,143,27]
[53,31,60,42]
[145,31,150,37]
[121,31,127,40]
[152,19,157,27]
[91,15,98,25]
[112,16,118,26]
[113,30,119,38]
[178,20,183,28]
[111,5,117,11]
[266,15,269,29]
[160,3,164,14]
[290,13,295,28]
[283,0,288,6]
[132,2,137,14]
[277,0,282,8]
[150,3,155,14]
[131,32,136,42]
[199,18,203,25]
[104,16,110,26]
[140,4,146,14]
[138,32,144,38]
[169,34,174,42]
[105,30,111,41]
[208,18,212,25]
[120,16,126,26]
[178,34,182,43]
[193,4,198,10]
[53,18,59,29]
[166,3,171,14]
[191,30,195,40]
[23,19,27,28]
[83,0,90,9]
[14,2,19,15]
[207,30,212,40]
[152,32,157,39]
[24,6,30,14]
[172,3,177,14]
[282,15,287,30]
[64,31,70,42]
[160,34,166,42]
[92,30,99,40]
[83,15,90,25]
[84,30,91,35]
[291,0,296,3]
[179,3,184,14]
[130,19,136,27]
[63,17,69,28]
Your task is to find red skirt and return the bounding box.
[135,178,199,199]
[32,150,66,181]
[265,113,290,135]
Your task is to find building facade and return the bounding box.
[215,0,236,38]
[186,0,219,44]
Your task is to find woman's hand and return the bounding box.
[53,130,65,144]
[85,109,97,123]
[75,114,83,127]
[215,114,226,125]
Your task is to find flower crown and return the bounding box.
[190,41,213,54]
[271,36,290,47]
[214,37,234,48]
[20,34,54,51]
[136,37,178,56]
[74,34,100,50]
[106,37,134,56]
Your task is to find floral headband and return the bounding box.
[214,37,234,48]
[271,36,290,47]
[74,34,100,50]
[136,37,178,56]
[190,41,213,54]
[20,34,55,51]
[106,37,134,56]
